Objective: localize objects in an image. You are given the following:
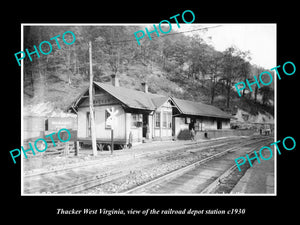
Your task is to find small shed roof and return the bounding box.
[171,97,231,119]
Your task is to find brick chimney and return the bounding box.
[141,82,148,93]
[111,74,119,87]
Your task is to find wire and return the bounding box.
[96,25,222,45]
[162,25,222,37]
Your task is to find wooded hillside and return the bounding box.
[23,25,274,116]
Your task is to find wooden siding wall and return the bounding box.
[198,117,216,130]
[197,117,231,130]
[174,117,189,137]
[222,119,231,129]
[153,101,173,140]
[128,113,143,143]
[128,127,142,143]
[174,116,231,137]
[77,105,126,140]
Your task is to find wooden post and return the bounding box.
[111,129,114,155]
[89,41,97,156]
[64,142,69,156]
[74,141,79,156]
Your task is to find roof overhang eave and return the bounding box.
[180,112,232,119]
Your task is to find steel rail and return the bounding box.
[121,137,272,194]
[56,138,264,194]
[24,136,271,194]
[24,136,252,178]
[200,146,266,194]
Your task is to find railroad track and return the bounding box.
[122,137,273,194]
[23,135,245,178]
[77,137,271,194]
[23,136,271,194]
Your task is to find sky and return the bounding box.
[173,23,276,69]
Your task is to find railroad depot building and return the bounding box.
[68,75,232,147]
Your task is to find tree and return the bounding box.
[259,86,273,105]
[239,61,251,97]
[186,36,210,80]
[205,51,223,104]
[220,46,251,108]
[251,65,265,102]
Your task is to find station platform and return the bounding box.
[231,153,275,194]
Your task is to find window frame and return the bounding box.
[155,112,161,128]
[167,112,172,129]
[131,113,142,128]
[162,112,167,128]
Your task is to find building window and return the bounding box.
[131,114,142,128]
[155,112,161,128]
[161,111,172,129]
[169,113,172,128]
[166,112,172,128]
[185,117,191,124]
[194,120,202,131]
[162,112,167,128]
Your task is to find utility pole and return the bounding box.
[89,41,97,156]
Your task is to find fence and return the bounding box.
[22,141,75,158]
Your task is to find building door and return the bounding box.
[142,114,149,139]
[172,116,176,137]
[217,120,222,129]
[189,118,196,130]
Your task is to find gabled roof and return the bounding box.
[69,81,231,119]
[171,97,231,119]
[150,96,171,109]
[94,82,166,110]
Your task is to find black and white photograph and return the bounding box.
[4,5,298,220]
[21,23,276,195]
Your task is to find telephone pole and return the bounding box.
[89,41,97,156]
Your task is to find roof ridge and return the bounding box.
[94,81,164,97]
[94,82,160,110]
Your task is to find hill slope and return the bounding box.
[23,25,274,119]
